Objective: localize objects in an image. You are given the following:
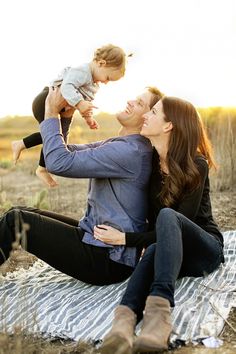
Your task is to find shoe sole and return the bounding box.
[133,341,168,353]
[101,335,132,354]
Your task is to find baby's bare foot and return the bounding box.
[11,140,26,164]
[36,166,58,188]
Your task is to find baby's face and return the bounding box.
[93,62,124,84]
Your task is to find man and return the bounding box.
[0,86,163,285]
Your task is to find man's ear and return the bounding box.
[164,121,173,133]
[98,59,106,66]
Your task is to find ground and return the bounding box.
[0,163,235,354]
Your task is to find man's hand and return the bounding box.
[93,225,126,245]
[45,87,67,119]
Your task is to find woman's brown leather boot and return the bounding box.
[134,295,172,352]
[101,305,137,354]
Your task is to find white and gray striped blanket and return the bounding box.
[0,230,235,343]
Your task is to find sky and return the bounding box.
[0,0,235,118]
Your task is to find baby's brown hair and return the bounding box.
[93,44,132,74]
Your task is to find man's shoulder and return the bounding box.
[108,134,151,145]
[101,135,153,159]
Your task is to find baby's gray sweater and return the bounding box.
[51,63,99,106]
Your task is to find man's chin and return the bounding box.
[116,111,128,122]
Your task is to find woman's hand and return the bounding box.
[94,225,126,245]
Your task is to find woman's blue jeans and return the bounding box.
[121,208,224,320]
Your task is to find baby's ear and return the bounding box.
[98,59,107,66]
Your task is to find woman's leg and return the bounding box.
[150,208,224,306]
[134,208,223,352]
[101,245,156,354]
[120,244,155,321]
[0,206,132,285]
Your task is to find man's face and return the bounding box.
[117,91,153,128]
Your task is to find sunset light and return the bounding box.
[0,0,235,118]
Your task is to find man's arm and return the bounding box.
[41,87,140,179]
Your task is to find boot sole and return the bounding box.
[133,341,168,353]
[101,334,132,354]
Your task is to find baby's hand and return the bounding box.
[83,115,99,129]
[76,100,97,115]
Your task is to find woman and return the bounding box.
[98,96,224,353]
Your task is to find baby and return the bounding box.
[12,44,129,187]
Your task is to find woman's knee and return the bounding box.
[142,243,156,260]
[156,208,178,226]
[155,208,181,242]
[158,207,176,218]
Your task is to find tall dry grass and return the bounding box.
[0,108,235,191]
[199,107,236,191]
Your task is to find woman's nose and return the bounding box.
[142,112,148,119]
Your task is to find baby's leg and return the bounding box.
[12,87,48,163]
[11,140,26,164]
[36,149,58,188]
[36,166,58,188]
[12,132,43,164]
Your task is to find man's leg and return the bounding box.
[0,207,97,282]
[0,206,132,285]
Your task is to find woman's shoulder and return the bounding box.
[194,155,209,175]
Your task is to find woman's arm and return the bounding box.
[176,157,209,220]
[94,225,156,248]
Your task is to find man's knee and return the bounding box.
[4,207,24,229]
[7,206,24,214]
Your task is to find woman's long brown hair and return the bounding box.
[159,96,216,207]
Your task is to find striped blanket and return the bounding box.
[0,230,235,343]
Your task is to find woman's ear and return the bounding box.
[164,121,173,133]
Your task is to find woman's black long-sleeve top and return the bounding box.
[125,149,223,249]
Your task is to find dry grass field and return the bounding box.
[0,110,235,353]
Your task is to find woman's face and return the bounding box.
[140,100,172,138]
